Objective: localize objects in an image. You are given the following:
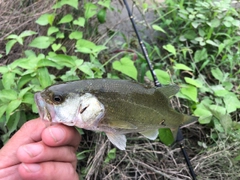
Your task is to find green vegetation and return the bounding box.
[0,0,239,179]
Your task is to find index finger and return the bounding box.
[41,124,81,149]
[0,118,46,168]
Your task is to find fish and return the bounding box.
[34,79,197,150]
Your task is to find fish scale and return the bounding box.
[35,79,197,150]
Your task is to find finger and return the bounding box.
[41,124,81,149]
[18,162,79,180]
[17,142,77,167]
[0,118,46,169]
[0,165,22,180]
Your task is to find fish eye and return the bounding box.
[52,95,63,103]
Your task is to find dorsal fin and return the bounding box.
[156,85,179,98]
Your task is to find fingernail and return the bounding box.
[22,163,41,172]
[23,144,43,157]
[48,126,65,142]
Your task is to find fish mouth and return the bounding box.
[34,92,52,122]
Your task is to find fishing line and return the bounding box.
[122,0,196,179]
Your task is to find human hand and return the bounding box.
[0,118,81,180]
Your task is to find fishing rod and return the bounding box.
[122,0,197,179]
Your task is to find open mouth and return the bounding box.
[34,92,52,122]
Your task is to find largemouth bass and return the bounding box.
[34,79,197,150]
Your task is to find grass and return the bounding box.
[77,126,240,179]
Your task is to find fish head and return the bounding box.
[34,86,105,130]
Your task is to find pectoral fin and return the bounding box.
[139,129,159,140]
[106,132,127,150]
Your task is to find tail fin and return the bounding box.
[171,115,197,142]
[182,115,198,127]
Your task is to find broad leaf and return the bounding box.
[84,3,97,20]
[112,57,137,80]
[73,17,85,27]
[6,40,17,55]
[158,128,174,146]
[173,63,192,71]
[37,67,52,88]
[29,36,55,49]
[163,44,176,56]
[180,84,198,102]
[58,14,73,24]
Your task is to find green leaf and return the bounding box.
[0,89,18,100]
[97,8,107,24]
[2,72,16,89]
[223,81,233,91]
[0,104,8,119]
[11,57,36,69]
[6,111,20,135]
[76,150,92,160]
[152,24,166,33]
[194,107,212,124]
[223,93,240,113]
[69,31,83,40]
[29,36,55,49]
[184,77,202,88]
[163,44,176,56]
[211,67,223,82]
[78,62,94,77]
[51,43,62,52]
[173,63,192,71]
[194,48,208,62]
[19,30,37,38]
[48,54,76,67]
[73,17,85,27]
[84,2,97,20]
[112,57,137,80]
[56,32,65,39]
[60,70,79,81]
[219,114,232,134]
[6,40,17,55]
[37,67,52,88]
[209,105,226,119]
[58,14,73,24]
[98,0,111,8]
[158,128,174,146]
[206,40,218,47]
[213,118,224,133]
[53,0,78,9]
[6,99,22,121]
[146,69,170,85]
[211,85,229,97]
[104,148,116,163]
[180,84,198,102]
[0,66,9,74]
[47,26,59,36]
[36,13,55,26]
[19,86,32,98]
[22,92,34,104]
[17,75,33,89]
[184,30,197,40]
[76,39,107,54]
[208,19,220,28]
[5,34,18,39]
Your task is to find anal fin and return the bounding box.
[106,132,127,150]
[139,129,159,140]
